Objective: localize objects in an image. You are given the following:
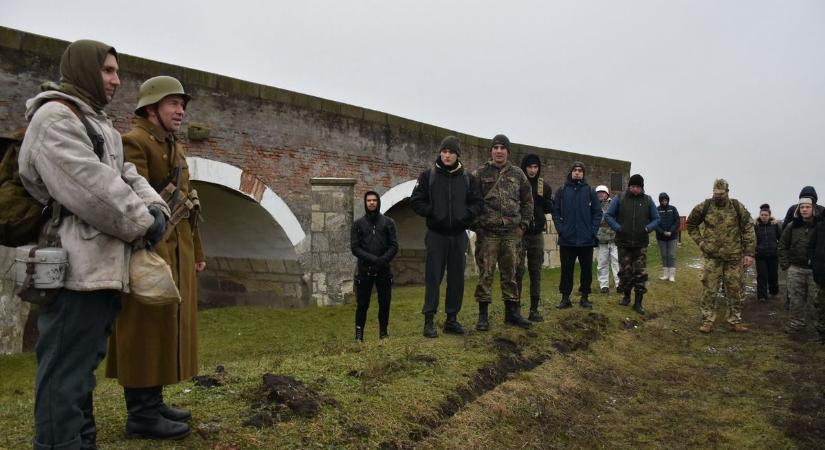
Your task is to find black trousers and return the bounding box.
[756,256,779,299]
[559,246,594,296]
[355,269,392,333]
[422,230,468,316]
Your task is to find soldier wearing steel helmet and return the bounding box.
[687,178,756,334]
[106,76,205,440]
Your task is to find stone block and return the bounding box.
[324,212,348,231]
[226,258,253,272]
[266,259,286,273]
[311,234,329,252]
[311,213,325,232]
[249,258,269,273]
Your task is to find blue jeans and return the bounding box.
[657,239,678,268]
[34,289,121,450]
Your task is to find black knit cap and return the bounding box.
[491,134,510,150]
[628,174,644,188]
[439,135,461,156]
[570,161,586,175]
[760,203,771,212]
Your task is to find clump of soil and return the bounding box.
[192,365,230,388]
[244,373,338,428]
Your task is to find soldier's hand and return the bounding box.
[742,256,754,268]
[145,206,166,249]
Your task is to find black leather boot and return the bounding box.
[79,392,97,450]
[619,290,631,306]
[556,294,573,309]
[124,386,190,440]
[579,293,593,309]
[355,326,364,342]
[423,314,438,338]
[158,389,191,422]
[504,302,532,328]
[476,303,490,331]
[633,292,646,315]
[528,295,544,322]
[444,314,465,334]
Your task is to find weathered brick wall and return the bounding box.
[0,26,630,233]
[198,257,308,309]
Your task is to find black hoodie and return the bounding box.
[350,191,398,272]
[520,154,553,234]
[783,186,825,229]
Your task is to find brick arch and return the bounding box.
[186,157,306,246]
[379,179,418,214]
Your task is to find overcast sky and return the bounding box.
[4,0,824,219]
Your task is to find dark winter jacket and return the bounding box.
[604,190,660,248]
[755,218,781,258]
[410,159,484,235]
[808,219,825,286]
[655,203,680,242]
[782,186,825,229]
[351,192,398,273]
[520,154,553,234]
[551,164,602,247]
[778,212,816,270]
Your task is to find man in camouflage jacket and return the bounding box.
[687,178,756,333]
[472,134,534,330]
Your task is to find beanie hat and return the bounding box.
[628,174,644,188]
[713,178,729,194]
[799,198,813,206]
[439,135,461,156]
[760,203,771,212]
[596,185,609,194]
[491,134,510,150]
[570,161,586,175]
[659,192,670,201]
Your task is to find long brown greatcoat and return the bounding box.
[106,117,205,387]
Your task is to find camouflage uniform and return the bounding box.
[618,247,648,293]
[687,180,756,327]
[473,160,533,304]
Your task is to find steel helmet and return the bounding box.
[135,76,191,114]
[595,185,609,193]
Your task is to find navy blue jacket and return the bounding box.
[655,204,680,241]
[551,176,602,247]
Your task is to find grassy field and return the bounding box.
[1,238,823,449]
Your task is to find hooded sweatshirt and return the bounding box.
[783,186,825,229]
[520,154,553,234]
[655,192,681,241]
[350,191,398,272]
[551,162,602,247]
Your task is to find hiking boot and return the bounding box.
[528,296,544,322]
[355,326,364,342]
[556,294,573,309]
[699,322,714,333]
[757,297,767,304]
[600,287,609,294]
[476,302,490,331]
[423,315,438,338]
[579,294,593,309]
[632,292,646,315]
[379,330,389,339]
[730,323,749,333]
[444,314,465,335]
[619,291,631,306]
[504,302,532,329]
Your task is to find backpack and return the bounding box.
[0,129,49,247]
[0,99,104,247]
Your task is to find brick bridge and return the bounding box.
[0,26,630,309]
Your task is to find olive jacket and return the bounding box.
[107,117,204,387]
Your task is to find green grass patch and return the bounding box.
[1,238,822,449]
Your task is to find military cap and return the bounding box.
[713,178,729,194]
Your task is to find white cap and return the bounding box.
[595,185,609,193]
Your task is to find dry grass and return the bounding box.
[1,238,823,449]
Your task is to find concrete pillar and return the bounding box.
[0,246,29,354]
[309,178,357,306]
